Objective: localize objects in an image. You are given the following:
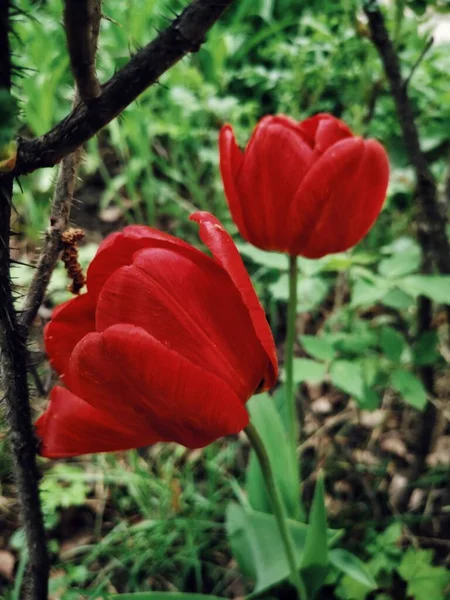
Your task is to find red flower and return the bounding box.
[36,212,277,458]
[220,113,389,258]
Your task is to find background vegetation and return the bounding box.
[1,0,449,598]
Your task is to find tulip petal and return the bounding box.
[286,137,362,256]
[298,113,353,155]
[190,211,278,390]
[300,139,389,257]
[86,225,192,299]
[219,125,248,238]
[96,245,266,400]
[36,386,159,458]
[288,138,388,257]
[68,324,249,448]
[44,293,96,381]
[236,116,313,250]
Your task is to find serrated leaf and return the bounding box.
[269,275,328,312]
[335,575,373,600]
[300,335,335,361]
[351,280,387,308]
[413,331,440,366]
[236,242,288,270]
[398,548,450,600]
[378,251,420,278]
[329,549,377,589]
[398,275,450,304]
[290,358,327,384]
[391,369,427,410]
[359,387,380,411]
[373,521,403,549]
[379,326,406,363]
[334,332,377,354]
[330,360,364,399]
[269,273,289,301]
[382,289,415,310]
[297,277,328,312]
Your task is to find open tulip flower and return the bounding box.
[220,113,389,258]
[36,212,277,458]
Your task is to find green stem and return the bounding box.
[286,254,298,450]
[245,423,308,600]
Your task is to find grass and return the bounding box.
[6,442,244,599]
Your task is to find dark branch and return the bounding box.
[0,4,49,599]
[20,0,103,332]
[364,0,450,280]
[63,0,101,102]
[403,36,433,90]
[364,0,448,512]
[9,0,233,177]
[19,147,81,331]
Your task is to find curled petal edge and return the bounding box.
[190,211,278,391]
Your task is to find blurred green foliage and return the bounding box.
[3,0,450,598]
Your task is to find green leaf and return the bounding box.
[269,273,290,301]
[359,387,380,411]
[110,595,223,600]
[300,335,335,361]
[330,360,364,399]
[269,275,328,312]
[335,575,373,600]
[382,289,415,310]
[329,549,377,589]
[379,326,406,363]
[291,358,327,384]
[301,472,328,598]
[226,503,257,578]
[398,275,450,304]
[273,384,290,437]
[226,503,342,598]
[398,548,450,600]
[246,395,303,521]
[373,521,403,549]
[381,236,420,257]
[391,369,428,410]
[334,332,377,354]
[297,277,328,312]
[378,250,421,278]
[351,280,387,308]
[236,242,288,270]
[297,256,326,276]
[413,331,440,366]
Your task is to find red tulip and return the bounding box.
[36,212,277,458]
[219,113,389,258]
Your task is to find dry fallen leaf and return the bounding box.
[427,435,450,467]
[0,550,15,581]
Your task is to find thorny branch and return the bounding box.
[0,3,49,600]
[364,0,449,511]
[1,2,235,599]
[20,0,102,331]
[63,0,101,102]
[6,0,235,177]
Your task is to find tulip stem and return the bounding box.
[245,423,307,600]
[286,254,298,450]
